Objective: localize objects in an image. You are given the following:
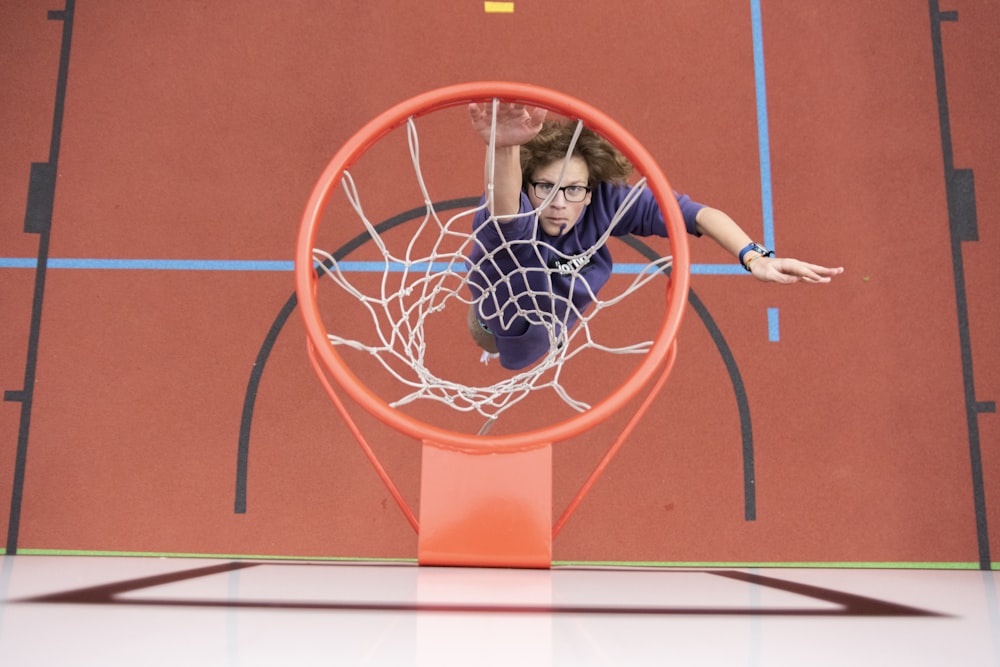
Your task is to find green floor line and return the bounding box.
[552,560,987,570]
[10,549,416,563]
[3,549,995,570]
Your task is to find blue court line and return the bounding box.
[750,0,776,250]
[0,258,295,271]
[0,258,752,275]
[767,307,780,342]
[5,16,772,281]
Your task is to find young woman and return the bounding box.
[465,102,843,370]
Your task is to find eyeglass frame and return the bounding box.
[528,181,592,203]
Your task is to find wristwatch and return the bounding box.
[738,242,774,271]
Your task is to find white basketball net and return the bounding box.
[313,101,672,423]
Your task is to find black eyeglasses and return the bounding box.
[529,181,592,203]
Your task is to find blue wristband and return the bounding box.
[738,242,774,271]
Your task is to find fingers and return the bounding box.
[796,263,844,283]
[800,274,832,284]
[470,101,543,119]
[468,102,489,127]
[470,101,546,147]
[792,264,831,283]
[759,258,843,284]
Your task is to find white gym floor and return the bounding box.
[0,555,997,665]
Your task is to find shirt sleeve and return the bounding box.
[674,191,705,236]
[471,192,537,250]
[595,183,704,238]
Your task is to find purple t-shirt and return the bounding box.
[467,183,704,370]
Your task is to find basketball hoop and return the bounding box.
[295,82,690,566]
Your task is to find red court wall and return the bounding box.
[1,0,997,566]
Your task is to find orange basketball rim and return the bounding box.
[295,81,690,567]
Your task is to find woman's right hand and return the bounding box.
[469,102,546,147]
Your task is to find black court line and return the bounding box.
[929,1,991,570]
[20,561,942,617]
[233,198,480,514]
[235,206,757,528]
[3,0,76,555]
[622,236,757,522]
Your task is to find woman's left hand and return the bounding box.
[750,257,844,284]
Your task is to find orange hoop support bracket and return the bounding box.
[296,82,690,567]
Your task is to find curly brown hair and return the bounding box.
[520,120,633,187]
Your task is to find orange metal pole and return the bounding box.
[417,441,552,568]
[552,340,678,538]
